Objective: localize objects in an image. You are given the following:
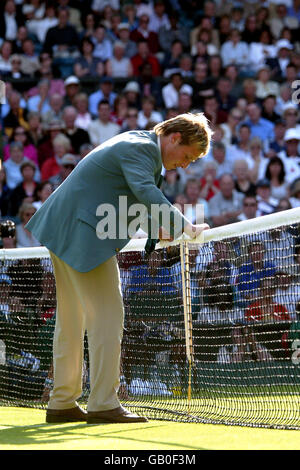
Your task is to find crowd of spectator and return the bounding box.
[0,0,300,249]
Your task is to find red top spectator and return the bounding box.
[131,39,161,77]
[130,14,160,54]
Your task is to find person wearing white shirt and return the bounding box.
[92,25,113,62]
[87,100,120,146]
[162,72,183,109]
[248,30,277,74]
[3,0,18,41]
[220,29,249,70]
[278,128,300,185]
[137,96,163,129]
[148,0,171,33]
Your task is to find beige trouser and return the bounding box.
[48,251,124,412]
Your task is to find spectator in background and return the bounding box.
[130,39,161,77]
[4,142,40,191]
[270,3,298,39]
[25,2,58,44]
[266,39,294,80]
[267,120,286,156]
[158,10,190,53]
[3,91,29,138]
[281,103,300,132]
[106,40,133,78]
[220,28,249,71]
[0,40,13,75]
[148,0,170,34]
[255,65,280,100]
[121,107,141,133]
[73,93,92,131]
[19,38,40,76]
[42,93,64,127]
[162,72,183,109]
[265,156,288,201]
[27,112,43,149]
[73,37,105,78]
[37,119,66,169]
[233,159,256,197]
[3,126,38,166]
[230,124,252,161]
[261,95,281,124]
[278,128,300,185]
[62,106,91,155]
[208,141,234,179]
[89,77,117,118]
[122,81,141,109]
[130,14,160,54]
[27,79,51,116]
[49,154,77,190]
[0,167,12,219]
[41,133,72,181]
[0,0,23,42]
[32,181,53,211]
[137,96,163,129]
[237,195,259,221]
[43,6,80,56]
[243,103,275,145]
[63,75,80,107]
[177,86,193,114]
[256,178,278,216]
[9,161,38,217]
[110,94,128,127]
[199,160,220,202]
[117,22,137,59]
[203,94,228,126]
[91,23,113,62]
[161,169,185,204]
[183,178,210,225]
[208,173,244,227]
[137,61,163,109]
[15,202,41,248]
[220,108,243,146]
[87,99,121,147]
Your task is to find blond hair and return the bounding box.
[153,112,213,159]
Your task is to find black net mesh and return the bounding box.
[1,223,300,428]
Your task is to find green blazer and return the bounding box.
[26,131,189,272]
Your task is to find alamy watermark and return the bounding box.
[94,196,204,240]
[292,80,300,105]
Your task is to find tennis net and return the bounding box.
[1,208,300,429]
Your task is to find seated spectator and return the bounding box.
[15,202,41,248]
[0,40,13,75]
[136,96,162,129]
[130,14,160,54]
[73,93,92,131]
[264,156,288,201]
[161,169,185,204]
[32,181,53,211]
[248,29,277,75]
[120,107,142,133]
[137,61,163,109]
[148,0,170,33]
[73,37,104,78]
[190,15,220,52]
[255,65,280,100]
[9,161,38,216]
[0,167,12,218]
[238,240,277,301]
[162,72,183,110]
[191,61,214,109]
[27,79,51,115]
[192,27,219,57]
[110,94,128,127]
[183,178,210,225]
[274,272,300,320]
[245,137,267,183]
[87,99,121,147]
[117,22,137,59]
[261,95,281,124]
[241,14,263,45]
[207,55,223,87]
[233,159,256,197]
[242,103,275,145]
[62,106,91,154]
[207,141,234,178]
[3,91,29,138]
[19,38,40,76]
[0,0,23,42]
[37,118,66,168]
[63,75,81,107]
[266,39,294,80]
[177,86,193,114]
[230,124,252,161]
[3,126,38,166]
[78,143,94,160]
[121,3,138,31]
[41,93,64,127]
[43,5,80,56]
[25,2,58,44]
[208,173,244,227]
[256,178,279,216]
[131,38,161,77]
[91,23,113,62]
[276,198,292,212]
[281,103,300,132]
[270,3,298,39]
[199,160,220,201]
[158,10,190,53]
[289,179,300,208]
[33,51,64,96]
[49,153,77,190]
[220,28,249,71]
[237,194,259,221]
[4,142,40,190]
[274,83,293,116]
[278,128,300,185]
[88,76,117,118]
[27,112,43,149]
[106,40,133,78]
[220,108,243,146]
[6,54,30,87]
[122,80,141,109]
[41,133,72,181]
[241,78,260,106]
[191,40,210,67]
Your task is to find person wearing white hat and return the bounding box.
[266,38,294,79]
[278,128,300,184]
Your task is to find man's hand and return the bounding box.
[184,223,210,239]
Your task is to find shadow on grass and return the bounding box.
[0,422,204,450]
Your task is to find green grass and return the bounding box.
[0,407,300,450]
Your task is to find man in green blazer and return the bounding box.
[26,112,212,424]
